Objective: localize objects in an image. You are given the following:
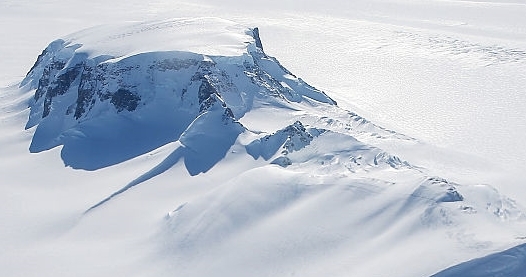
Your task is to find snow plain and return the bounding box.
[1,1,526,277]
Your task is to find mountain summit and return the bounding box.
[20,18,335,170]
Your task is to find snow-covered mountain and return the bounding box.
[21,18,335,171]
[2,16,526,277]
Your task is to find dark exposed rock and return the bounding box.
[42,63,83,117]
[244,61,293,100]
[198,78,217,106]
[246,121,325,161]
[34,60,66,101]
[27,48,49,78]
[223,107,235,120]
[251,27,264,51]
[199,93,217,113]
[281,121,314,153]
[74,65,97,119]
[110,89,141,112]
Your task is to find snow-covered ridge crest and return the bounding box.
[20,17,335,170]
[35,17,257,61]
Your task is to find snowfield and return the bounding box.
[1,1,526,277]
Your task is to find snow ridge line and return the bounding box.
[85,147,186,213]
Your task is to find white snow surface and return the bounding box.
[431,242,526,277]
[60,17,255,59]
[1,1,526,277]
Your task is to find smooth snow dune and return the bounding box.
[431,242,526,277]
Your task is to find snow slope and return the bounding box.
[1,1,526,277]
[431,242,526,277]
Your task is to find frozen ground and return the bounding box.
[1,1,526,276]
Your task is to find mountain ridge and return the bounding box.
[20,18,336,171]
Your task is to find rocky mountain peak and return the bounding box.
[20,18,336,169]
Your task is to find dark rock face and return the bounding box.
[198,78,219,112]
[74,64,98,119]
[110,89,141,112]
[34,61,66,101]
[27,48,49,76]
[43,63,83,117]
[280,121,315,153]
[246,121,326,162]
[251,27,264,51]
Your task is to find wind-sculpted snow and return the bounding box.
[6,16,526,277]
[412,177,464,203]
[161,144,526,276]
[430,242,526,277]
[86,101,244,212]
[396,31,526,66]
